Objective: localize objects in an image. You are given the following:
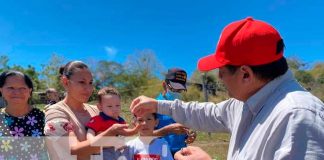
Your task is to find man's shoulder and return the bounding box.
[281,90,323,110]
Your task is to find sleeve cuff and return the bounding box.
[157,100,174,115]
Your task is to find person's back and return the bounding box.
[222,69,324,159]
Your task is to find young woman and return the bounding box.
[0,70,47,159]
[44,61,135,160]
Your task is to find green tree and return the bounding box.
[287,57,305,71]
[93,60,124,88]
[40,54,65,91]
[124,49,164,77]
[0,55,10,73]
[295,70,313,84]
[11,64,45,90]
[118,49,164,98]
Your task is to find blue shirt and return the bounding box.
[156,93,187,154]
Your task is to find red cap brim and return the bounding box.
[198,53,224,72]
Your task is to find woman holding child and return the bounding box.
[45,60,190,160]
[44,61,135,160]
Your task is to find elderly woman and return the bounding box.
[0,70,47,159]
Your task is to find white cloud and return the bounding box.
[104,46,118,59]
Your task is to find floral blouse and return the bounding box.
[0,108,48,160]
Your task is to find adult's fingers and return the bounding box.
[174,151,186,160]
[171,123,189,134]
[130,96,142,112]
[103,124,129,136]
[130,96,158,116]
[185,131,197,144]
[174,147,192,160]
[114,124,129,130]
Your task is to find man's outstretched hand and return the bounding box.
[130,95,158,116]
[174,146,212,160]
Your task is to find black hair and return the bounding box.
[152,113,157,119]
[59,61,89,79]
[226,57,288,81]
[133,113,158,120]
[0,70,34,96]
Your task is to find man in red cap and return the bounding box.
[130,17,324,159]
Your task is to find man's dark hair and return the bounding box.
[226,57,288,81]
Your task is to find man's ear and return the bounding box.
[240,65,254,82]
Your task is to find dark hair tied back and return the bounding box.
[59,61,89,79]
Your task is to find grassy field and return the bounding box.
[192,132,229,159]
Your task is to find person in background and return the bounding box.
[44,87,60,110]
[0,70,47,159]
[154,68,196,156]
[46,88,60,105]
[130,17,324,160]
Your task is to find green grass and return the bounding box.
[192,132,229,159]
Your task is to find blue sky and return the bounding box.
[1,0,324,77]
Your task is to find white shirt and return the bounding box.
[125,137,173,160]
[158,70,324,160]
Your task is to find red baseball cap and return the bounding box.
[198,17,284,71]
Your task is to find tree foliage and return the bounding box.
[40,53,65,91]
[1,54,323,103]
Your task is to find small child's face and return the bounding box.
[98,95,121,119]
[134,113,158,136]
[47,92,59,102]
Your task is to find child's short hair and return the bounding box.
[97,87,121,103]
[133,113,158,121]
